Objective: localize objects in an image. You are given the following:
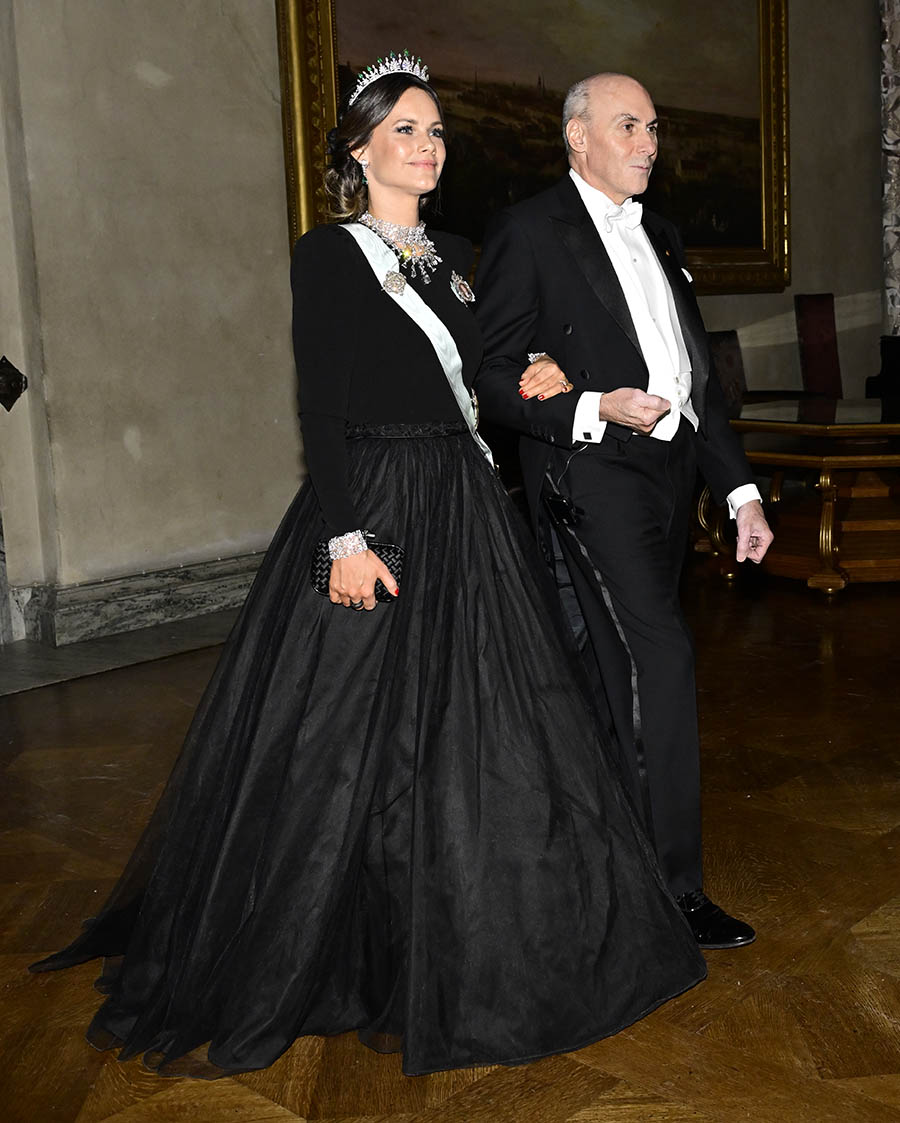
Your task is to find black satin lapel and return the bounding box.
[642,223,709,388]
[550,216,643,358]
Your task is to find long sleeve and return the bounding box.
[291,226,362,535]
[475,211,582,447]
[691,370,757,505]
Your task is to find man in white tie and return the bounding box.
[475,72,773,949]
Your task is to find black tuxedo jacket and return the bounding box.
[474,175,753,527]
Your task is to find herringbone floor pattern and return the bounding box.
[2,568,899,1121]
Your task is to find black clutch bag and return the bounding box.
[310,535,404,603]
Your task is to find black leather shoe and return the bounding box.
[675,890,756,949]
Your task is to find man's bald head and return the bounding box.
[562,73,653,152]
[562,73,659,203]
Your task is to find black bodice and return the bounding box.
[291,223,483,533]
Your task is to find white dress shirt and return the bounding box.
[566,169,760,518]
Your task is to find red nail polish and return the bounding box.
[538,394,545,400]
[393,586,399,596]
[522,393,529,399]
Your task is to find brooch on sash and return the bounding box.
[382,271,406,295]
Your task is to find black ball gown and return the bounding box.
[31,223,706,1077]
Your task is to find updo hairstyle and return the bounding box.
[325,73,444,222]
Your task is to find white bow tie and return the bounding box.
[603,199,643,232]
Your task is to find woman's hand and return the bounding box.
[519,355,573,401]
[330,550,399,611]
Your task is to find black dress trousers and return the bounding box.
[547,419,702,896]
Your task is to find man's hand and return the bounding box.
[735,499,773,564]
[598,388,671,433]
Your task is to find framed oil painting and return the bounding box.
[276,0,789,294]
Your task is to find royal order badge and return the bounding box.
[382,270,406,295]
[451,271,475,304]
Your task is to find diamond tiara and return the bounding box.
[347,50,430,107]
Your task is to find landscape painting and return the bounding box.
[276,0,789,292]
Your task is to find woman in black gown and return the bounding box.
[31,54,706,1078]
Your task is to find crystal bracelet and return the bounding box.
[328,529,368,560]
[527,351,548,364]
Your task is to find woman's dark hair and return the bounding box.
[325,73,444,222]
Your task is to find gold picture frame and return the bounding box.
[275,0,789,295]
[275,0,337,247]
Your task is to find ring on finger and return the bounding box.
[559,379,572,392]
[349,599,364,609]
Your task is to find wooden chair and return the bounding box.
[794,293,843,399]
[707,329,747,419]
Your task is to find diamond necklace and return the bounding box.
[359,211,442,283]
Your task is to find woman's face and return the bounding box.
[353,87,445,209]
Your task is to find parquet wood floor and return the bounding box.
[2,568,900,1121]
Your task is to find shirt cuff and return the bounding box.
[572,391,607,444]
[726,483,763,519]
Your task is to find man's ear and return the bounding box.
[565,118,586,153]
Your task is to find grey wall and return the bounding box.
[0,0,300,637]
[700,0,884,395]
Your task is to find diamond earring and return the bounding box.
[359,158,368,185]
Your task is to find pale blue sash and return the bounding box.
[343,223,493,464]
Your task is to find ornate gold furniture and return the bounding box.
[700,398,900,594]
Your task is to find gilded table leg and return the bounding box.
[697,485,737,580]
[807,467,849,593]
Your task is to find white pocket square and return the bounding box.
[682,267,693,283]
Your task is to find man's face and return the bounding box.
[568,77,659,204]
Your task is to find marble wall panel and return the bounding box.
[9,0,301,588]
[24,553,263,646]
[0,0,59,639]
